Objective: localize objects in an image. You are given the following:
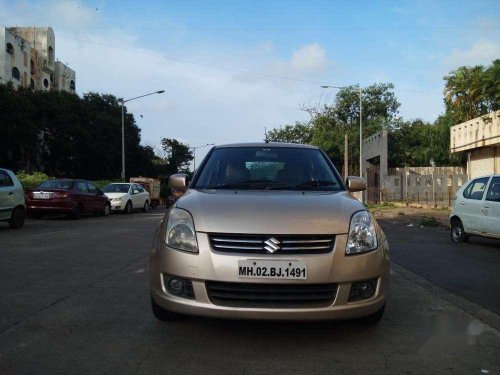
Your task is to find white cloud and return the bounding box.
[290,43,327,72]
[444,40,500,68]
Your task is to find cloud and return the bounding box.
[290,43,327,72]
[443,40,500,68]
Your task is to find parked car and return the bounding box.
[25,179,111,219]
[0,168,26,229]
[450,174,500,242]
[102,183,150,213]
[150,143,390,323]
[130,177,161,208]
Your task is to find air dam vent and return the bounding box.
[206,281,338,308]
[209,234,335,255]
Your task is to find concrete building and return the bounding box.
[0,26,75,93]
[361,129,467,205]
[450,111,500,179]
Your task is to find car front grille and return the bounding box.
[208,234,335,254]
[206,281,338,308]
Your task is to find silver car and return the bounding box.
[150,143,390,322]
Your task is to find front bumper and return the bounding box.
[150,232,390,320]
[110,201,124,211]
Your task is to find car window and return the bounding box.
[0,171,14,187]
[102,184,130,193]
[485,177,500,203]
[86,182,98,194]
[136,185,145,193]
[463,177,489,200]
[194,147,342,191]
[39,180,74,190]
[77,181,89,193]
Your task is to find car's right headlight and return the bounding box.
[165,208,198,253]
[346,210,378,255]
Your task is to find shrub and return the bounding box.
[16,171,50,190]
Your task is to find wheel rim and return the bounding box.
[452,225,462,241]
[144,202,149,211]
[104,205,110,215]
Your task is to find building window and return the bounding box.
[48,46,54,65]
[70,80,75,90]
[11,67,20,81]
[43,78,49,88]
[30,79,35,90]
[6,42,14,55]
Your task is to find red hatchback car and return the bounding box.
[25,179,111,219]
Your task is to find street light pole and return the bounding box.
[192,143,215,171]
[120,90,165,181]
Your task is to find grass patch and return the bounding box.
[420,216,439,227]
[365,202,396,211]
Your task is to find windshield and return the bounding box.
[102,184,130,193]
[193,147,342,191]
[38,180,74,190]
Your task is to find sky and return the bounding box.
[1,0,499,166]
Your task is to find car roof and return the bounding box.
[214,142,318,149]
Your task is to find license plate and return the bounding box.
[34,192,51,199]
[238,260,307,280]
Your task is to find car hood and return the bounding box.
[104,192,128,199]
[175,189,364,234]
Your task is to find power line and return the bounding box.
[59,35,442,95]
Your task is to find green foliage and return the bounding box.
[443,59,499,123]
[15,170,49,190]
[160,138,194,174]
[91,179,120,189]
[266,122,312,144]
[0,84,163,180]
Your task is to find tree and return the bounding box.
[266,122,312,144]
[161,138,193,174]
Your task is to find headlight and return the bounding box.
[346,211,378,255]
[112,197,123,202]
[165,208,198,253]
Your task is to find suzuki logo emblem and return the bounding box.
[264,237,281,253]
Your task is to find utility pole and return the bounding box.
[120,90,165,181]
[359,86,363,203]
[344,133,348,179]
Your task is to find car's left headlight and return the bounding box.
[165,208,198,253]
[346,210,378,255]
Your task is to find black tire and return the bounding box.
[151,295,181,321]
[450,218,469,243]
[101,204,110,217]
[362,304,385,325]
[142,200,149,212]
[8,207,25,229]
[124,201,132,214]
[69,204,83,220]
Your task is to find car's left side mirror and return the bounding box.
[346,176,366,192]
[169,174,189,191]
[133,189,139,195]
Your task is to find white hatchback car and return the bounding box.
[0,168,26,229]
[102,183,150,213]
[450,174,500,242]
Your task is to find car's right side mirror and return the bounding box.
[169,174,189,191]
[346,176,367,192]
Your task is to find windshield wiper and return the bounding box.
[268,180,339,190]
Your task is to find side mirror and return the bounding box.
[133,189,140,195]
[346,176,366,192]
[169,174,189,191]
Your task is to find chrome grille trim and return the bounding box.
[209,234,335,254]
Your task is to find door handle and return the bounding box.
[459,202,465,205]
[483,205,490,209]
[8,191,13,195]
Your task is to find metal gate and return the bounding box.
[366,166,380,204]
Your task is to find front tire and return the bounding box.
[151,295,181,321]
[124,201,132,214]
[142,200,149,212]
[101,204,110,216]
[451,218,469,243]
[8,207,25,229]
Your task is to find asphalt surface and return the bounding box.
[0,210,499,374]
[379,220,500,315]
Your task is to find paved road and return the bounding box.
[0,212,499,374]
[380,220,500,315]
